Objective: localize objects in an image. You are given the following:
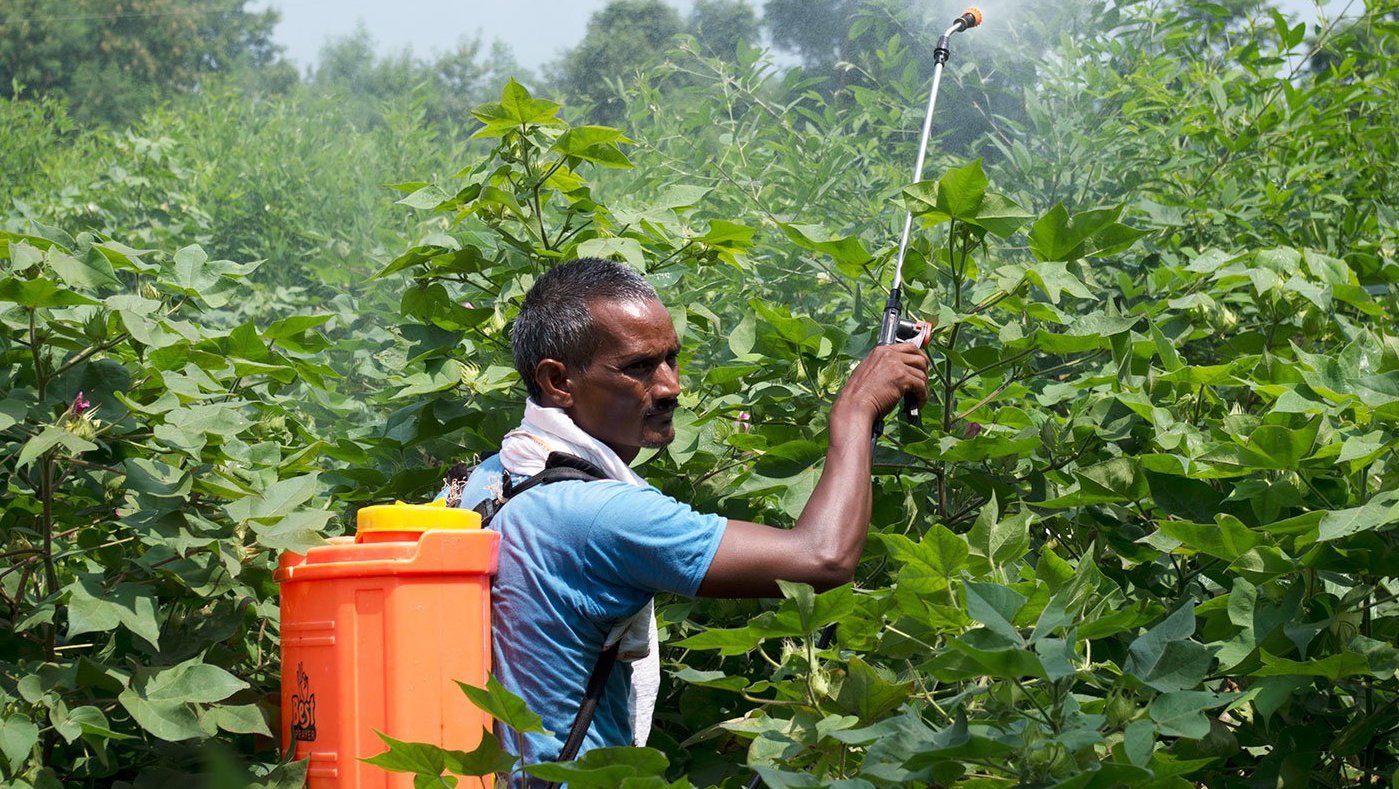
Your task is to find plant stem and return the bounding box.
[52,333,130,378]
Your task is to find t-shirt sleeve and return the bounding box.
[585,485,727,598]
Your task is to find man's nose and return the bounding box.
[653,360,681,399]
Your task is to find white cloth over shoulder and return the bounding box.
[497,398,660,745]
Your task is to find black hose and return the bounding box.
[544,642,621,789]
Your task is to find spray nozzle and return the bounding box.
[954,8,983,31]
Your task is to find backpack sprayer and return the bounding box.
[872,6,983,445]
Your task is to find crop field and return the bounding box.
[2,1,1398,786]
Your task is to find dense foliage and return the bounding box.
[3,0,1399,786]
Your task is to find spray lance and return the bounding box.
[741,16,986,788]
[871,6,983,445]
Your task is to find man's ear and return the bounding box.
[534,359,573,408]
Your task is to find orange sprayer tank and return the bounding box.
[277,502,499,787]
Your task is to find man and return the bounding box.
[446,257,928,765]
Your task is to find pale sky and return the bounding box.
[249,0,1351,72]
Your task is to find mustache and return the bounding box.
[646,398,679,417]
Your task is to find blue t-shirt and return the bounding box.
[441,454,726,765]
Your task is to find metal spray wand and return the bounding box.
[744,19,989,788]
[872,7,984,446]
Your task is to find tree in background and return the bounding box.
[0,0,291,125]
[312,24,527,128]
[762,0,862,71]
[556,0,685,122]
[689,0,761,59]
[554,0,759,123]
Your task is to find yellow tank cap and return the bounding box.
[357,501,482,533]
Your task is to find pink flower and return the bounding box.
[735,411,751,433]
[73,391,91,416]
[964,422,983,439]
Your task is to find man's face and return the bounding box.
[564,297,681,462]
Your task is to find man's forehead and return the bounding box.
[587,297,676,351]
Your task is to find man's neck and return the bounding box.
[547,401,639,464]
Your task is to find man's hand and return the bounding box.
[832,343,931,429]
[697,344,931,598]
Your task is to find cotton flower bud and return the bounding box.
[72,391,92,416]
[68,413,100,441]
[458,362,480,390]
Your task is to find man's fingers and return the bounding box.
[904,364,930,409]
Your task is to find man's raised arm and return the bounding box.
[697,343,930,598]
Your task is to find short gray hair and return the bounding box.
[511,258,659,400]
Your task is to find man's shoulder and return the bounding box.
[458,455,719,532]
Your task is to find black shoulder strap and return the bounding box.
[453,451,620,772]
[471,452,609,528]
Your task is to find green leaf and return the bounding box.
[470,78,564,137]
[553,125,634,168]
[1022,260,1093,304]
[966,498,1031,568]
[753,439,825,478]
[118,659,247,742]
[225,473,321,522]
[1253,650,1372,680]
[141,659,249,705]
[1149,691,1236,738]
[1150,321,1184,371]
[48,247,120,290]
[0,397,26,432]
[963,581,1025,644]
[777,581,856,635]
[880,525,968,592]
[92,240,160,274]
[523,747,669,787]
[577,237,646,269]
[1072,457,1149,503]
[1,715,39,772]
[1314,492,1399,543]
[117,690,208,742]
[1028,204,1144,262]
[1157,516,1263,562]
[1123,719,1154,766]
[250,758,311,789]
[456,675,549,735]
[207,704,272,736]
[363,731,449,776]
[0,276,101,307]
[836,656,913,722]
[56,705,130,741]
[251,509,332,552]
[936,159,989,220]
[16,425,97,468]
[396,184,451,210]
[65,576,162,647]
[1125,604,1212,692]
[778,223,873,278]
[443,730,517,776]
[903,161,1029,237]
[971,193,1033,238]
